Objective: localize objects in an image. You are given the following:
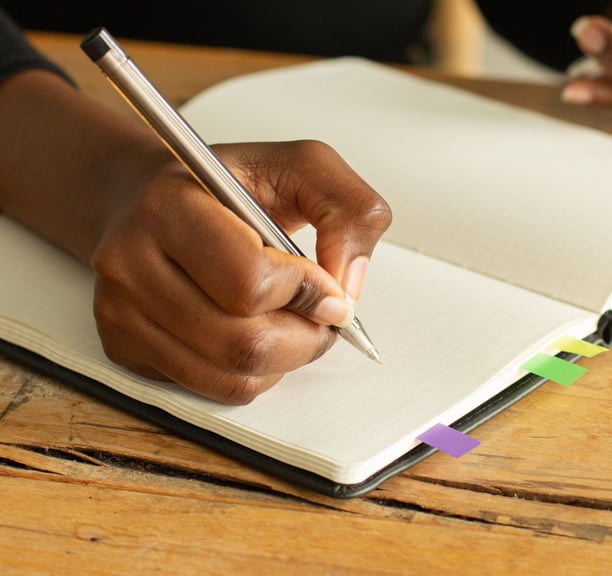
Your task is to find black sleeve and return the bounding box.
[0,5,74,84]
[476,1,612,71]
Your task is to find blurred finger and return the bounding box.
[567,56,603,79]
[570,16,612,78]
[561,78,612,105]
[571,16,611,56]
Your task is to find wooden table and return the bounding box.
[1,32,610,575]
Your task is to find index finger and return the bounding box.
[570,16,612,76]
[215,140,393,300]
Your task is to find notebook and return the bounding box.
[2,58,611,498]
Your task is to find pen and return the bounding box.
[80,27,380,363]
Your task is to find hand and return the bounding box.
[562,15,612,105]
[90,140,391,403]
[0,70,390,404]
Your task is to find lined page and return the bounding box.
[0,218,596,483]
[180,57,612,313]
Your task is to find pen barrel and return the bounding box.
[82,28,303,256]
[81,28,379,361]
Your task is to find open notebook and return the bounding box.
[2,58,611,497]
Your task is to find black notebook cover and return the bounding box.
[3,325,605,498]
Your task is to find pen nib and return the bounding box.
[367,347,382,364]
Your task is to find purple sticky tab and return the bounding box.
[417,423,480,458]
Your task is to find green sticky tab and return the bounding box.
[521,352,587,386]
[550,335,608,358]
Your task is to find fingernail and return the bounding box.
[570,17,607,55]
[342,256,370,305]
[566,56,603,78]
[570,16,590,38]
[561,84,594,105]
[313,296,354,328]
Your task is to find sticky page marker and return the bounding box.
[417,423,480,458]
[550,335,608,358]
[521,352,587,386]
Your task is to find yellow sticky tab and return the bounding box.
[550,335,608,358]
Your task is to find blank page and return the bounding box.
[0,218,596,483]
[180,57,612,313]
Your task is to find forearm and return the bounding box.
[0,69,172,264]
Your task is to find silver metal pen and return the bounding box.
[80,27,380,363]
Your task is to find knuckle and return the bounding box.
[291,139,335,161]
[91,242,127,287]
[360,195,393,234]
[289,140,393,235]
[227,259,273,316]
[92,285,140,370]
[92,289,120,333]
[99,339,124,365]
[286,277,320,317]
[218,375,261,405]
[230,327,274,374]
[90,249,113,282]
[232,281,267,316]
[92,301,126,365]
[311,326,337,362]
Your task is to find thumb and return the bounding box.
[275,250,355,328]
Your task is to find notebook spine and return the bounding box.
[597,309,612,344]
